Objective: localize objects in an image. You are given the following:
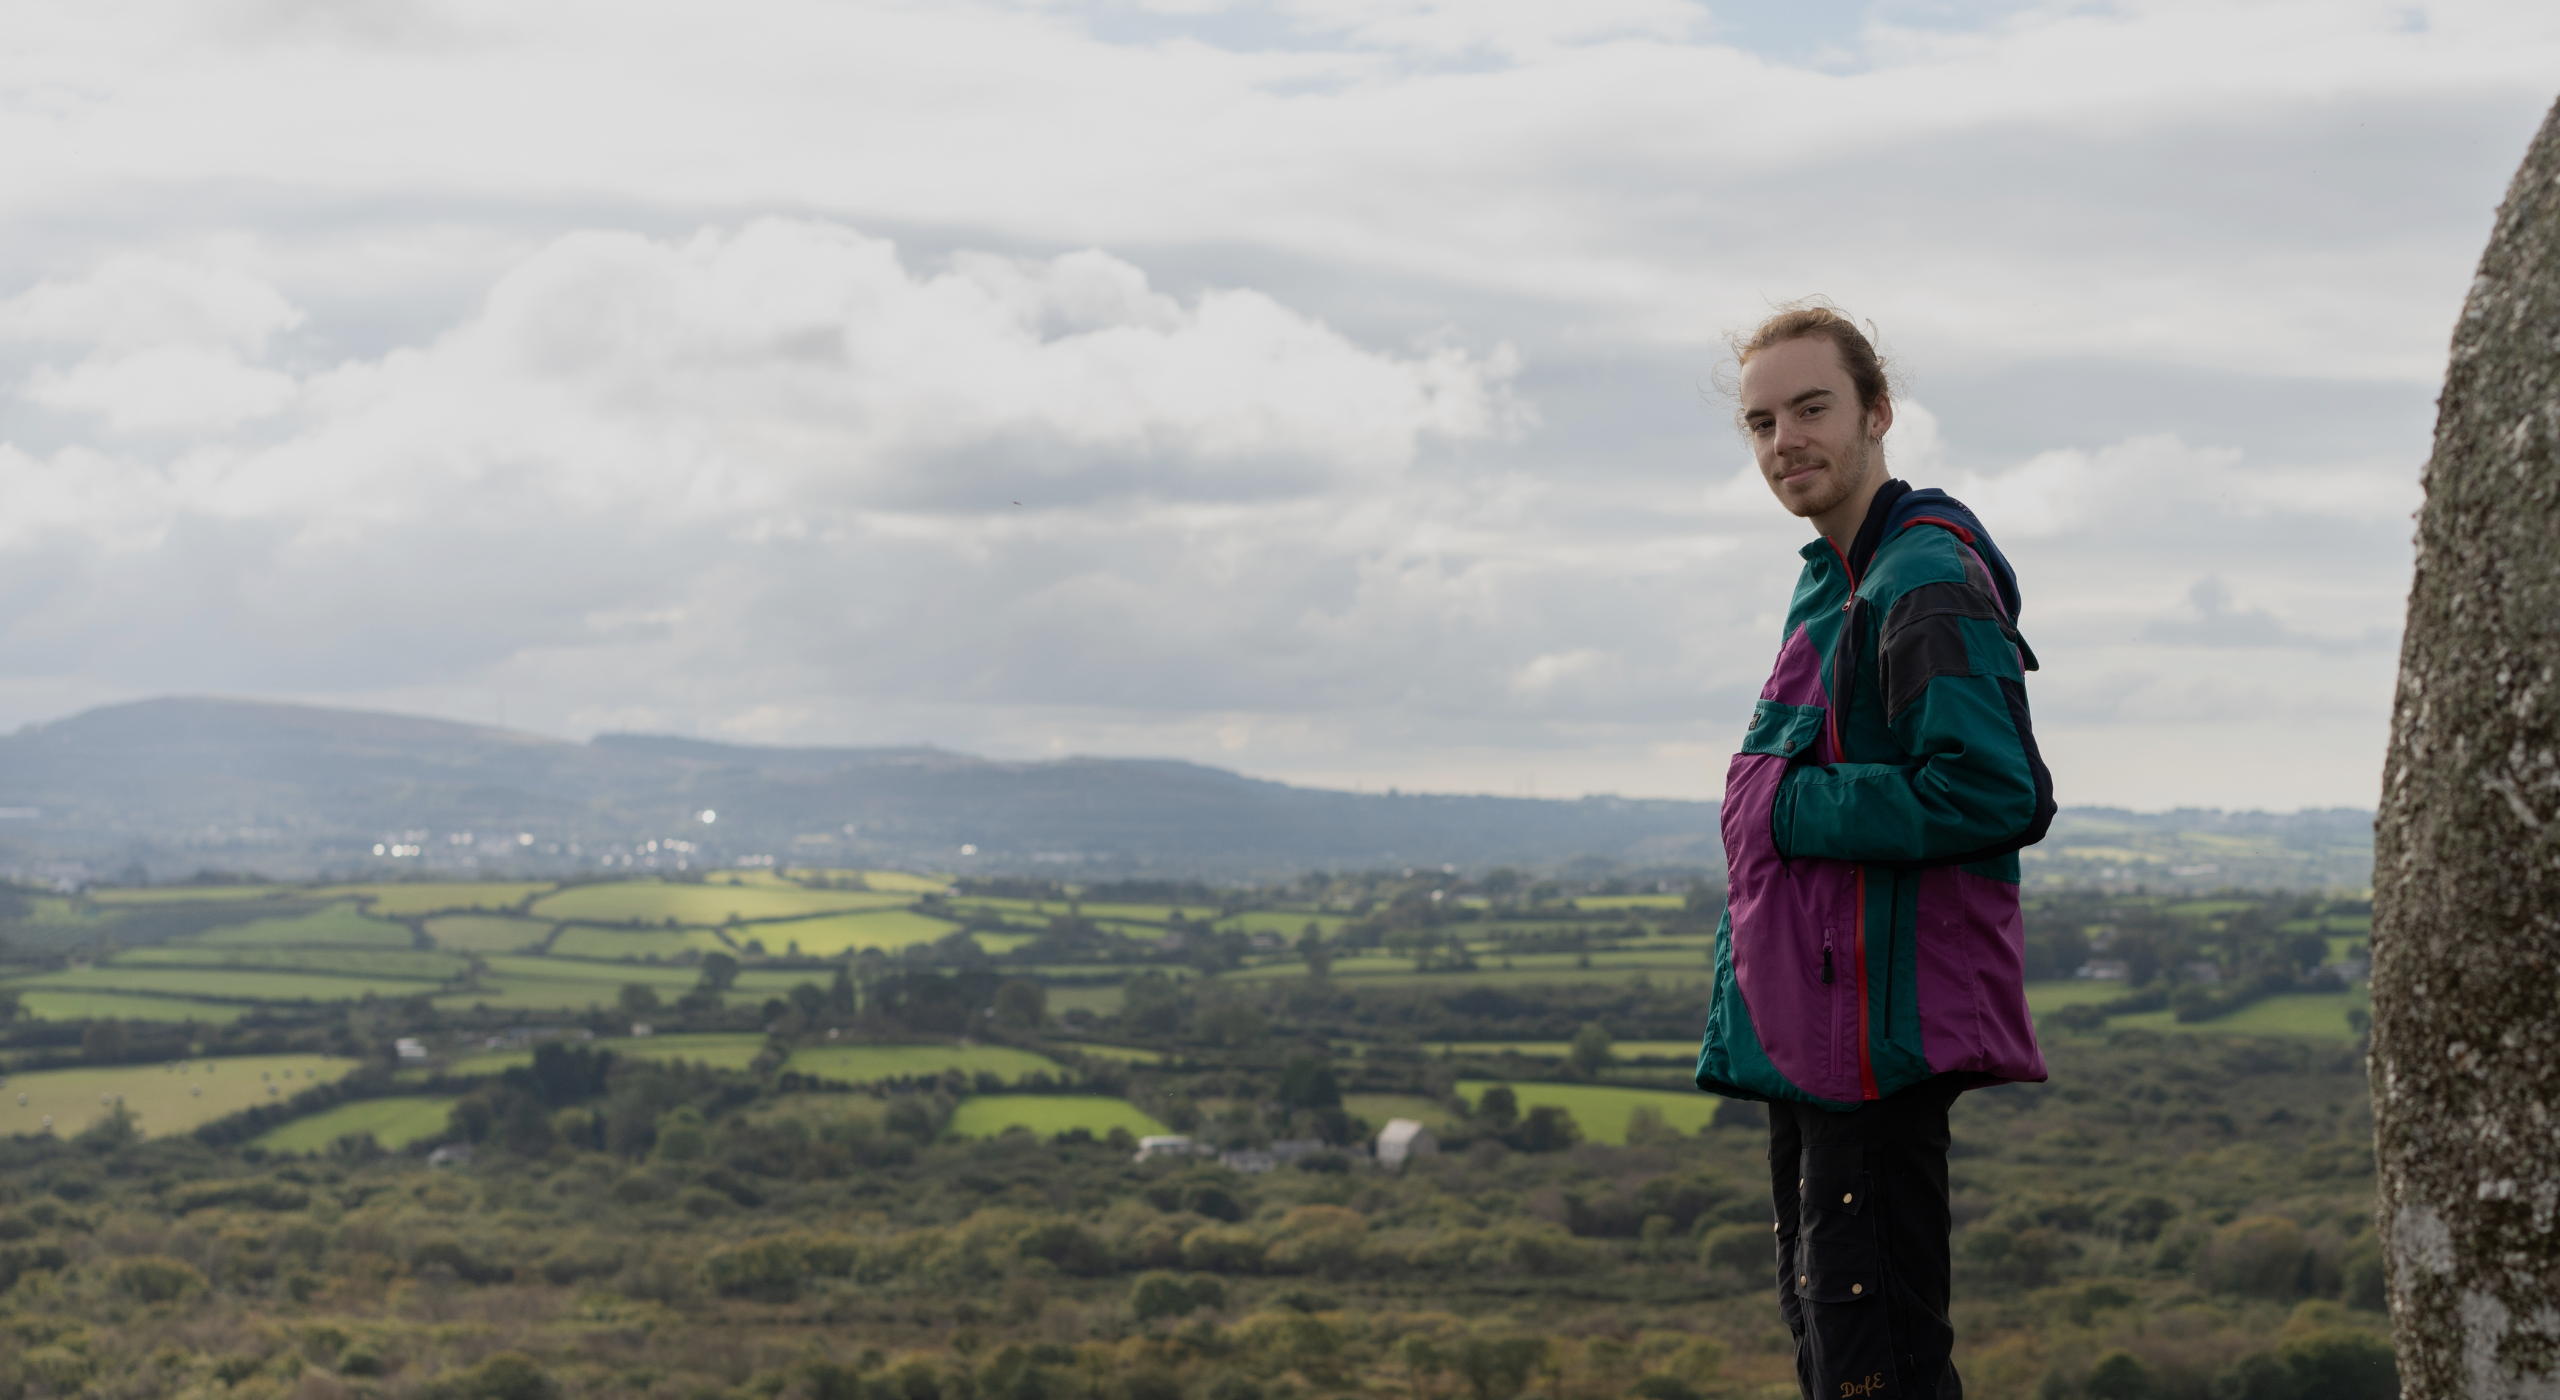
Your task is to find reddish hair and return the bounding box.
[1730,299,1893,416]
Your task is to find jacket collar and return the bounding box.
[1793,478,1912,584]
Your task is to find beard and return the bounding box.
[1772,428,1876,520]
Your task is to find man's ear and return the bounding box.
[1866,394,1895,442]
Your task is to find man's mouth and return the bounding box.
[1778,461,1826,486]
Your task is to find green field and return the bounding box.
[1209,910,1342,938]
[2110,992,2360,1041]
[424,916,554,954]
[530,882,906,925]
[441,957,814,1013]
[113,946,468,981]
[1436,1040,1700,1061]
[747,910,961,956]
[85,885,292,905]
[786,1043,1063,1084]
[2025,980,2135,1013]
[255,1096,458,1153]
[441,1032,771,1075]
[1571,895,1686,910]
[326,882,556,917]
[548,925,733,961]
[1343,1093,1463,1136]
[193,904,415,949]
[11,966,443,1004]
[944,1095,1167,1140]
[1,1055,355,1138]
[8,991,250,1023]
[1055,1042,1172,1064]
[1455,1080,1721,1144]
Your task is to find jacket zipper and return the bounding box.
[1825,537,1881,1102]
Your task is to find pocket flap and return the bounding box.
[1794,1172,1878,1304]
[1740,702,1825,760]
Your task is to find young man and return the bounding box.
[1694,304,2055,1399]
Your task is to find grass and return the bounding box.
[785,1043,1063,1084]
[444,1033,771,1075]
[1043,985,1124,1017]
[1052,1042,1172,1064]
[2024,980,2138,1013]
[1343,1093,1463,1136]
[2109,992,2360,1041]
[1209,911,1342,938]
[944,1095,1167,1140]
[748,910,961,956]
[1455,1079,1721,1144]
[325,883,556,917]
[425,916,554,954]
[548,926,732,961]
[8,991,250,1023]
[443,957,812,1013]
[529,882,907,925]
[113,947,467,981]
[193,904,415,949]
[1435,1040,1700,1062]
[1571,895,1686,910]
[11,967,446,1004]
[255,1097,458,1153]
[85,886,292,905]
[0,1055,355,1138]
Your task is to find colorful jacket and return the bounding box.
[1696,481,2055,1110]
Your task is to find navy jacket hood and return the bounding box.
[1845,480,2024,621]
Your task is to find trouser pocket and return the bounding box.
[1794,1162,1898,1397]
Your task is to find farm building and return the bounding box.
[1376,1118,1436,1168]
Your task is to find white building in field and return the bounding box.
[1377,1118,1438,1169]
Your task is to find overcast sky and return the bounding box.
[0,0,2551,811]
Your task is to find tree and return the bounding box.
[697,951,740,992]
[992,978,1046,1029]
[2372,93,2560,1399]
[617,983,661,1018]
[1568,1023,1614,1074]
[1277,1054,1342,1110]
[1477,1085,1519,1130]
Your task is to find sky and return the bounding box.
[0,0,2552,812]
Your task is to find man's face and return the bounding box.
[1737,336,1890,522]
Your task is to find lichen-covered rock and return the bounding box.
[2373,93,2560,1399]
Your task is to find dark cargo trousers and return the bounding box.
[1769,1076,1964,1399]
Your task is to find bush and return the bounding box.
[2279,1330,2398,1400]
[1180,1225,1265,1274]
[457,1352,554,1400]
[2199,1217,2309,1299]
[2085,1350,2154,1400]
[2209,1353,2296,1400]
[111,1255,205,1303]
[1698,1224,1770,1275]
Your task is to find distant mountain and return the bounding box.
[0,698,2375,889]
[0,698,1721,881]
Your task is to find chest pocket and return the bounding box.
[1740,702,1825,761]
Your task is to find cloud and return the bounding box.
[0,0,2539,813]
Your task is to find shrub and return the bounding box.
[1130,1271,1197,1321]
[458,1352,554,1400]
[2199,1217,2309,1299]
[112,1255,205,1303]
[2209,1352,2296,1400]
[1017,1221,1111,1277]
[1698,1224,1770,1276]
[2278,1330,2398,1400]
[1180,1225,1265,1273]
[1627,1379,1698,1400]
[2085,1350,2154,1400]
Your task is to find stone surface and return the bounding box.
[2373,94,2560,1400]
